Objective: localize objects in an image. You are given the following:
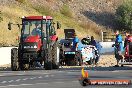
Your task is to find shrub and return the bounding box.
[115,0,132,32]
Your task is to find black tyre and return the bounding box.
[75,51,82,66]
[44,49,53,70]
[52,42,59,69]
[81,78,91,86]
[121,64,124,67]
[45,61,52,70]
[11,48,19,71]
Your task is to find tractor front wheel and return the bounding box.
[11,48,19,71]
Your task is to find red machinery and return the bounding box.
[8,16,61,70]
[120,36,132,66]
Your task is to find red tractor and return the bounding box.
[8,16,61,70]
[120,35,132,66]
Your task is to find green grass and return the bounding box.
[60,4,73,18]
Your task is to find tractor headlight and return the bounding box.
[24,45,37,49]
[33,45,37,48]
[24,46,30,49]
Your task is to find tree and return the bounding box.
[115,0,132,32]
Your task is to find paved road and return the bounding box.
[0,66,132,88]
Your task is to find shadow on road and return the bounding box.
[59,66,132,72]
[0,66,132,72]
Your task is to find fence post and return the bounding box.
[101,31,103,42]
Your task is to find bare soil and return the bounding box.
[0,55,116,68]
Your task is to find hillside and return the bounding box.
[0,0,123,46]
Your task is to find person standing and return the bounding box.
[124,31,130,48]
[72,33,79,51]
[90,36,97,48]
[114,30,124,67]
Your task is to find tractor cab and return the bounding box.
[19,16,57,52]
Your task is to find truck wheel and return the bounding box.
[52,42,59,69]
[44,49,52,70]
[11,48,19,71]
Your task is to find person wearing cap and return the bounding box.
[81,36,91,45]
[31,22,41,36]
[72,33,83,65]
[114,30,123,67]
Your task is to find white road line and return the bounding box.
[0,84,33,88]
[16,79,21,82]
[38,76,43,78]
[36,83,49,85]
[8,85,19,87]
[22,78,28,80]
[30,77,36,79]
[1,81,7,84]
[45,75,49,77]
[0,75,4,76]
[8,80,14,83]
[20,84,33,86]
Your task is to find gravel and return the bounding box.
[0,55,116,68]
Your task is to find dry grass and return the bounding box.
[0,0,104,46]
[0,4,41,46]
[79,21,102,40]
[60,4,74,18]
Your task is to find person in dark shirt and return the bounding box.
[90,36,97,47]
[124,31,130,48]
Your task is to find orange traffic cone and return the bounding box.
[81,67,89,78]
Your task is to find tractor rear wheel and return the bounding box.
[11,48,19,71]
[52,42,59,69]
[44,49,53,70]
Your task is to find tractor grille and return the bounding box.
[23,42,37,52]
[23,52,37,58]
